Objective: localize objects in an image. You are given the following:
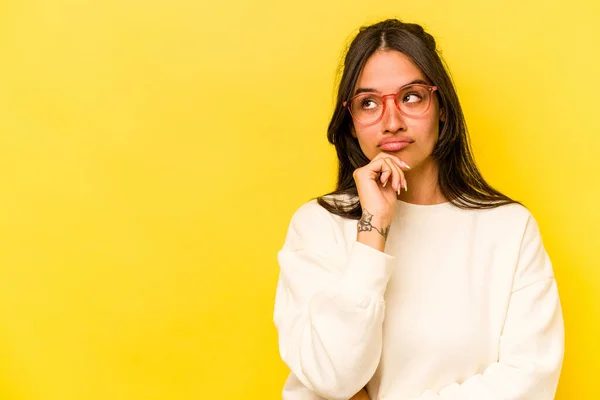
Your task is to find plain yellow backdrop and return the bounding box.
[0,0,598,399]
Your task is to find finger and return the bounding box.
[385,156,406,193]
[358,157,391,184]
[374,152,411,171]
[383,158,401,193]
[379,163,392,187]
[396,161,407,192]
[389,155,411,171]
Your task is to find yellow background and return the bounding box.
[0,0,598,398]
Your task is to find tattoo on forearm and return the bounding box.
[357,209,390,240]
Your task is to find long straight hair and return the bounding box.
[315,19,519,219]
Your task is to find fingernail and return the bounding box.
[382,180,387,187]
[404,162,411,169]
[404,179,408,191]
[397,187,401,196]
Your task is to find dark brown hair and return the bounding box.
[315,18,519,219]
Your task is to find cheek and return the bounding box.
[354,128,380,159]
[426,120,440,142]
[414,115,441,144]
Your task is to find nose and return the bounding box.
[381,94,406,132]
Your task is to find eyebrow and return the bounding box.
[353,78,430,96]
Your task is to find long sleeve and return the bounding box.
[273,201,395,400]
[408,213,565,400]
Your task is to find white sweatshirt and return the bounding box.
[273,196,564,400]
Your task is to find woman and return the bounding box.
[273,19,564,400]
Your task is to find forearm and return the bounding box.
[276,240,394,399]
[275,203,394,399]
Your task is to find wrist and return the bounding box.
[356,211,392,252]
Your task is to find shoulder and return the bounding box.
[283,196,351,252]
[482,201,531,220]
[289,199,331,229]
[472,202,555,288]
[290,192,357,226]
[464,201,548,252]
[463,200,535,231]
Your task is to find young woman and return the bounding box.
[273,19,564,400]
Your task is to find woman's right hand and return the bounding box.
[352,152,410,221]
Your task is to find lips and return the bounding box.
[381,141,410,151]
[379,137,413,151]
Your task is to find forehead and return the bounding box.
[355,50,427,90]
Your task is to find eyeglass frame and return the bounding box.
[342,83,439,126]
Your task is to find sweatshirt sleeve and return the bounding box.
[273,201,396,400]
[408,212,565,400]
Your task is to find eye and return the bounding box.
[361,99,377,109]
[351,94,382,113]
[402,92,422,103]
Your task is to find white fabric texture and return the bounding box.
[273,197,564,400]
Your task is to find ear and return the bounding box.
[439,107,446,123]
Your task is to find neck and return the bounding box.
[397,157,447,205]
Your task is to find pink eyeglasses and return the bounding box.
[343,83,438,126]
